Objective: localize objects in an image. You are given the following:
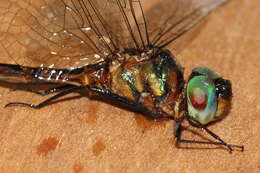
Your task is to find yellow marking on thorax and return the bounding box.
[81,73,90,85]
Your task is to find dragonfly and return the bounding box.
[0,0,244,152]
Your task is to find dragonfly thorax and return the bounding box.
[104,49,185,117]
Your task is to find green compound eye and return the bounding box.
[187,75,217,125]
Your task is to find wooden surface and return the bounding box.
[0,0,259,172]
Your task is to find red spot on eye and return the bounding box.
[190,88,207,110]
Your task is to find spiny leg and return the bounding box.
[12,84,74,96]
[5,85,89,108]
[174,121,244,153]
[5,85,171,121]
[202,126,244,152]
[80,87,173,120]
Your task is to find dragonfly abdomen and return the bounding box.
[0,63,84,85]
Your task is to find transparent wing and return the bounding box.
[92,0,228,51]
[145,0,228,48]
[0,0,112,68]
[0,0,228,69]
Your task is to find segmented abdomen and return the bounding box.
[0,63,84,85]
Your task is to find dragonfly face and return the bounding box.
[0,0,244,152]
[186,67,232,125]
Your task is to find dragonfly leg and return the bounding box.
[5,85,172,120]
[86,86,173,120]
[13,84,74,96]
[5,85,89,109]
[174,121,244,153]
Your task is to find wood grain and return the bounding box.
[0,0,259,172]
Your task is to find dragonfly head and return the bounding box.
[186,67,232,125]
